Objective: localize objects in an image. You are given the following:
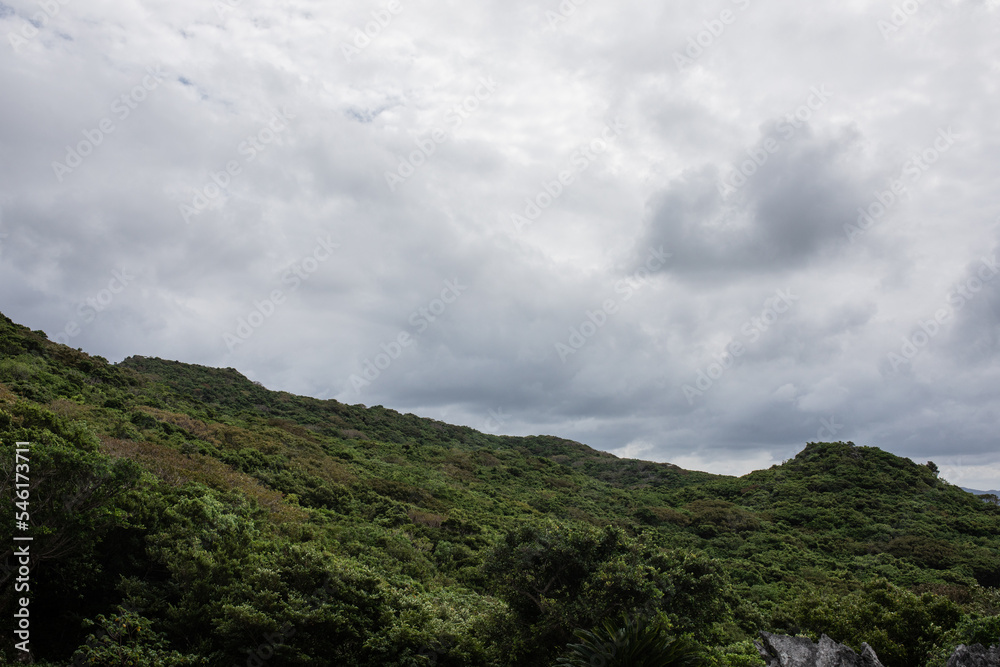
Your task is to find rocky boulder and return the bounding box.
[946,644,1000,667]
[755,632,884,667]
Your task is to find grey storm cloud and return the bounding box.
[638,122,886,278]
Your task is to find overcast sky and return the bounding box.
[2,0,999,488]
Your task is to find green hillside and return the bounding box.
[0,311,997,666]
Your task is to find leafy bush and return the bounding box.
[791,578,962,667]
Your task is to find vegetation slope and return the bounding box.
[0,311,997,666]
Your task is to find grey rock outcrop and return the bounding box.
[755,632,884,667]
[946,644,1000,667]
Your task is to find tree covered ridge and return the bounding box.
[0,311,997,666]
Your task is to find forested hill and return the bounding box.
[1,310,998,667]
[116,353,720,493]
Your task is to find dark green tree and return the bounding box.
[481,520,733,665]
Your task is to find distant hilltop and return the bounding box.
[961,487,1000,496]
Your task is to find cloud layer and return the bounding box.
[1,0,998,487]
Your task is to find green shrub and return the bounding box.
[556,613,708,667]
